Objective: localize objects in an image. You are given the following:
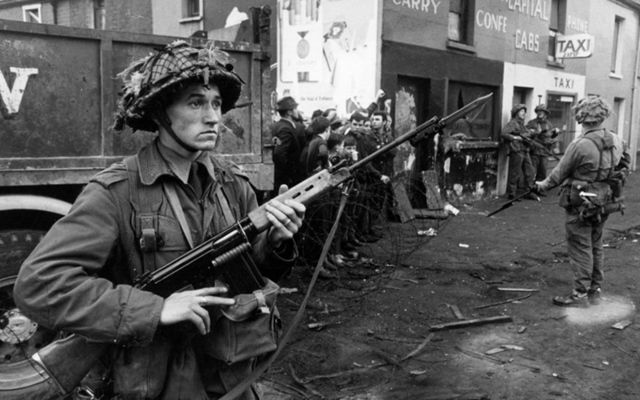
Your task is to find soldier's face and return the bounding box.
[162,82,222,154]
[537,111,547,120]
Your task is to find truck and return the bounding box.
[0,12,275,397]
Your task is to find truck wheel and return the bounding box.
[0,229,62,399]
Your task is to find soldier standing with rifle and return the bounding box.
[14,41,305,400]
[502,104,536,200]
[525,104,560,182]
[535,96,629,306]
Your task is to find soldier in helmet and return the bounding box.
[14,40,305,399]
[501,104,535,199]
[525,103,560,181]
[535,95,629,306]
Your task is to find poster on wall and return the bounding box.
[277,0,379,118]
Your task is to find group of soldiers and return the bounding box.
[270,94,395,278]
[502,103,561,200]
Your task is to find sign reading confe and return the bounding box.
[555,33,594,59]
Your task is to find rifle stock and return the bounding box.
[29,92,494,399]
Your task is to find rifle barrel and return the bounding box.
[348,93,493,172]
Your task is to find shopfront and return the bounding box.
[381,42,503,206]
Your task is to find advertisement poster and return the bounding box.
[277,0,379,118]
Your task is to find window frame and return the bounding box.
[447,0,475,48]
[22,3,42,23]
[610,16,624,75]
[180,0,203,23]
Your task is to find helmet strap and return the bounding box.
[153,110,200,153]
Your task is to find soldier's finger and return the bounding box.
[195,286,229,296]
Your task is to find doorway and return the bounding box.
[547,93,575,153]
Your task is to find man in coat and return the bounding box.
[14,41,305,399]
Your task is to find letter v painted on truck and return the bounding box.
[0,67,38,115]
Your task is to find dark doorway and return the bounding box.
[395,76,431,207]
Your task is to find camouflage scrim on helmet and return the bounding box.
[534,104,549,114]
[573,95,611,125]
[113,40,244,132]
[511,104,526,118]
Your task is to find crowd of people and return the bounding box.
[271,92,396,278]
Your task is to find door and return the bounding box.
[547,93,575,153]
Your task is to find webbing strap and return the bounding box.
[163,182,194,249]
[125,156,163,274]
[582,130,614,182]
[214,185,236,225]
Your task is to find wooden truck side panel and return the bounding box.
[0,19,274,190]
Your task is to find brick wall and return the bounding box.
[108,0,152,33]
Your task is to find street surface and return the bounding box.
[263,172,640,400]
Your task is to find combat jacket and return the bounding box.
[525,118,558,155]
[501,117,528,154]
[539,129,623,190]
[14,139,295,399]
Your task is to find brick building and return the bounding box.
[0,0,152,32]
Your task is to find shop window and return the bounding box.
[448,0,474,46]
[448,82,496,140]
[611,16,624,75]
[93,0,106,30]
[22,4,42,23]
[547,0,566,64]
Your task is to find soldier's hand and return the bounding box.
[533,181,546,194]
[160,287,235,335]
[266,184,306,246]
[380,175,391,184]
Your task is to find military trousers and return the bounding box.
[565,211,608,293]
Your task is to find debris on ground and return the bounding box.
[611,320,633,330]
[429,315,513,331]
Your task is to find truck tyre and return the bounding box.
[0,229,62,399]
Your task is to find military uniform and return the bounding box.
[502,105,533,198]
[538,129,624,296]
[15,139,295,399]
[525,116,558,181]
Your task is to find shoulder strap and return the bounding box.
[583,130,614,182]
[214,185,236,226]
[125,156,164,275]
[162,182,194,249]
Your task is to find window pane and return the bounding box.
[448,12,461,41]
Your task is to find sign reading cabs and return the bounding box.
[555,33,594,59]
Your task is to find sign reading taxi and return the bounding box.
[555,33,594,59]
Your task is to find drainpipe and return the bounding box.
[629,15,640,170]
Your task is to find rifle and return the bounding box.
[23,93,494,399]
[486,188,538,217]
[521,135,560,160]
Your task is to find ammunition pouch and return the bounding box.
[559,179,624,223]
[201,278,281,365]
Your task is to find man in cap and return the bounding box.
[272,96,306,196]
[525,103,560,181]
[536,95,629,306]
[14,40,305,399]
[502,104,535,199]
